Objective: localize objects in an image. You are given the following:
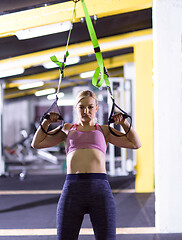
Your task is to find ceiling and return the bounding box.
[0,0,152,100]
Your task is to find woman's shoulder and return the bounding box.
[99,124,110,137]
[62,123,74,135]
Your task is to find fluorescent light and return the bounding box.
[47,92,65,100]
[0,67,24,78]
[13,79,42,84]
[57,99,75,106]
[35,88,56,97]
[18,81,44,90]
[43,56,80,69]
[16,21,72,40]
[80,70,95,79]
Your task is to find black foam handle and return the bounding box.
[40,114,64,135]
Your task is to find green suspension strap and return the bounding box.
[80,0,132,136]
[81,0,111,92]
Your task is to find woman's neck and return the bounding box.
[78,120,95,127]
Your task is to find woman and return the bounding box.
[32,90,141,240]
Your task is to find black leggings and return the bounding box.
[57,173,116,240]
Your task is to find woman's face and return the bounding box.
[76,96,98,123]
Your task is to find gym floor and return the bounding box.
[0,174,181,240]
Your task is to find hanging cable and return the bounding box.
[40,1,78,135]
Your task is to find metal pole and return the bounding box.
[0,81,5,176]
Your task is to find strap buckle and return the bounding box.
[94,46,101,53]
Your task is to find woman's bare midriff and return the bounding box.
[66,148,106,174]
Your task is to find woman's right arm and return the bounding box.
[31,114,67,149]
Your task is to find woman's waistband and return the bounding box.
[66,173,108,181]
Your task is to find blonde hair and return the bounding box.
[75,90,98,106]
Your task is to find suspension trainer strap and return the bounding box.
[40,1,78,135]
[81,0,132,137]
[50,1,77,96]
[81,0,111,91]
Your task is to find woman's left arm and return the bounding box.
[103,113,142,149]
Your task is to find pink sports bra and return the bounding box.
[65,124,107,155]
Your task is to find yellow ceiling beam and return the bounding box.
[5,81,57,93]
[5,89,39,100]
[0,0,152,37]
[0,29,151,70]
[6,71,59,88]
[6,53,133,88]
[4,81,87,99]
[65,53,133,76]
